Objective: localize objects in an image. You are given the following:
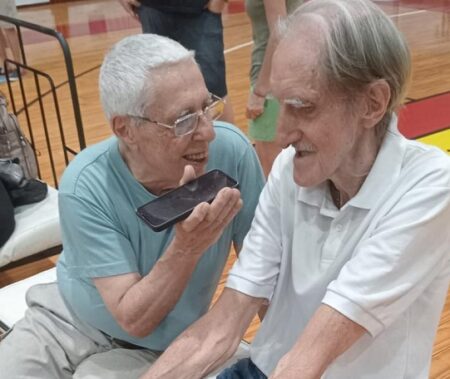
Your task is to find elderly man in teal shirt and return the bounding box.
[0,34,264,378]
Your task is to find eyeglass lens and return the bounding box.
[174,100,224,136]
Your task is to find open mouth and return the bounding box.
[296,150,315,158]
[183,152,208,163]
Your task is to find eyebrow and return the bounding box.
[283,97,312,107]
[174,95,212,119]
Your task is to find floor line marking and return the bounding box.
[222,9,428,55]
[224,41,253,54]
[390,9,428,18]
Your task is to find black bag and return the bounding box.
[0,158,47,207]
[0,93,47,207]
[0,92,38,180]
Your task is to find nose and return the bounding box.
[276,106,301,149]
[193,114,215,142]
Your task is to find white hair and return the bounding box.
[280,0,411,118]
[99,34,195,120]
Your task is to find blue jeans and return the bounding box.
[138,6,227,97]
[217,358,267,379]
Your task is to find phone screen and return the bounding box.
[137,169,238,232]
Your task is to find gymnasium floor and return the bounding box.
[7,0,450,154]
[0,0,449,377]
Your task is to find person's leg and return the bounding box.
[217,358,267,379]
[74,347,161,379]
[0,283,110,378]
[174,11,234,123]
[220,95,235,124]
[137,6,174,37]
[0,179,15,247]
[0,29,9,73]
[254,140,282,178]
[248,97,281,177]
[3,27,22,69]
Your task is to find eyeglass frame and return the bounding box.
[127,93,225,137]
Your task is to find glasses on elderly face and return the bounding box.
[128,94,225,137]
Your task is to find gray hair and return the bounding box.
[280,0,411,123]
[99,34,194,120]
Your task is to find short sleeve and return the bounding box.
[323,162,450,337]
[227,152,285,300]
[59,192,138,278]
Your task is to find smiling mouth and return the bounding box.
[184,152,208,163]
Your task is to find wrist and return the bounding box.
[252,88,267,98]
[169,237,202,261]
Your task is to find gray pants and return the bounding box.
[0,283,160,378]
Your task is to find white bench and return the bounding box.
[0,186,61,268]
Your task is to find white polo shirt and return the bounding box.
[227,117,450,378]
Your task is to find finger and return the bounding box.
[247,110,259,120]
[253,107,264,117]
[207,198,243,236]
[247,107,260,120]
[122,5,135,17]
[203,188,242,228]
[179,165,196,186]
[179,202,209,232]
[214,196,243,229]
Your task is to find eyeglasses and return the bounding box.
[128,94,225,137]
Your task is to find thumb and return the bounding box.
[179,165,196,186]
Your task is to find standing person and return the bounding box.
[246,0,302,177]
[118,0,234,123]
[142,1,450,378]
[0,0,22,83]
[0,34,264,378]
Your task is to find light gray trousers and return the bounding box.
[0,282,160,379]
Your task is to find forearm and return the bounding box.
[271,304,366,379]
[254,0,287,94]
[142,288,264,379]
[117,240,201,337]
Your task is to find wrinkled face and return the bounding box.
[132,60,215,191]
[272,25,367,188]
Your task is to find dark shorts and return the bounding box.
[217,358,267,379]
[138,6,227,97]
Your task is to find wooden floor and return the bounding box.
[0,0,449,377]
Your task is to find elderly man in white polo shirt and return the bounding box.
[142,0,450,378]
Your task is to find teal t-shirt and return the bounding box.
[57,122,264,350]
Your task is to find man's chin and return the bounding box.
[192,161,208,176]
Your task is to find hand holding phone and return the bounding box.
[137,169,239,232]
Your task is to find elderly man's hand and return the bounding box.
[173,167,242,256]
[246,91,266,120]
[118,0,141,20]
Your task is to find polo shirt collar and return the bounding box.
[297,114,406,210]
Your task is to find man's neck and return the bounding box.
[118,142,175,196]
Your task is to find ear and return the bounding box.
[361,79,391,130]
[111,115,136,145]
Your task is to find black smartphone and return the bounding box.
[137,169,239,232]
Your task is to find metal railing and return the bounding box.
[0,15,86,187]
